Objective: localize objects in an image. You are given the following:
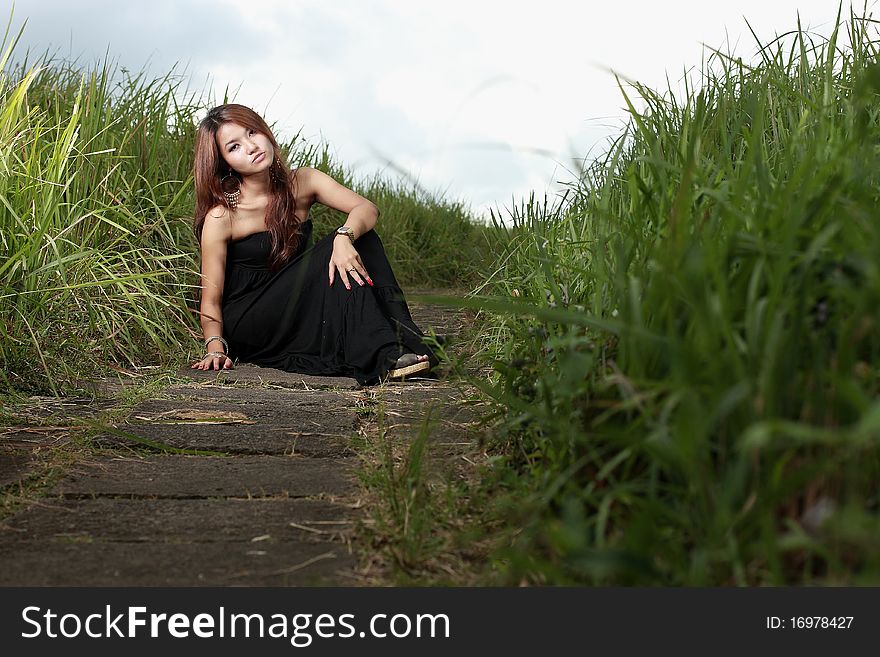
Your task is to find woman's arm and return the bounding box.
[192,208,234,370]
[298,167,380,289]
[301,167,380,238]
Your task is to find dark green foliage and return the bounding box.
[472,6,880,584]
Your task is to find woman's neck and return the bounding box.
[239,170,271,199]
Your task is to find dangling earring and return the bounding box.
[221,171,240,209]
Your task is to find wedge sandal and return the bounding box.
[386,353,432,380]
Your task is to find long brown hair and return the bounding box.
[193,103,302,270]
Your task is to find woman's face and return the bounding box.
[215,121,275,176]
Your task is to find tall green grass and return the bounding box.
[0,14,482,395]
[0,25,203,394]
[469,6,880,584]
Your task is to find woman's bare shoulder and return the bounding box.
[202,205,233,242]
[291,167,316,206]
[291,166,313,185]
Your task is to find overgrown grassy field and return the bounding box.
[0,19,482,395]
[453,6,880,584]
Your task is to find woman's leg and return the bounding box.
[352,230,438,365]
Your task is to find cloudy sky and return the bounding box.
[7,0,851,221]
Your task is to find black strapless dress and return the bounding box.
[220,219,436,386]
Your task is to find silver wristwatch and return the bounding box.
[335,226,356,244]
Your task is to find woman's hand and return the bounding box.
[329,235,374,290]
[191,353,234,370]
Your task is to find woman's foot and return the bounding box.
[387,352,431,380]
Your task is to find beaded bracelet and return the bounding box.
[204,336,229,352]
[204,351,228,359]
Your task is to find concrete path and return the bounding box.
[0,291,478,585]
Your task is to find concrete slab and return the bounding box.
[155,386,364,405]
[383,421,485,446]
[51,456,356,498]
[2,498,356,543]
[93,398,359,457]
[0,428,73,450]
[0,426,80,487]
[178,363,359,390]
[94,424,356,457]
[384,406,489,426]
[8,396,118,420]
[0,540,356,586]
[408,297,475,338]
[379,391,491,445]
[0,448,36,487]
[380,381,477,400]
[135,388,361,407]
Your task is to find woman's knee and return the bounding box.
[355,229,386,262]
[356,228,380,246]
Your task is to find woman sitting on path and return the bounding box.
[190,103,437,385]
